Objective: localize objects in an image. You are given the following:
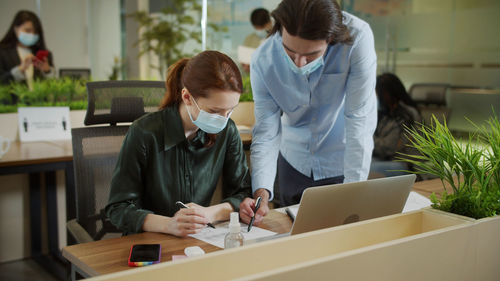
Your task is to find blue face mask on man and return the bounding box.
[186,96,231,134]
[282,46,324,76]
[18,31,39,47]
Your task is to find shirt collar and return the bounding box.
[161,105,210,151]
[161,105,186,151]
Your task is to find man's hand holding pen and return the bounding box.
[239,188,270,226]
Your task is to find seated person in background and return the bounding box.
[0,10,54,90]
[243,8,272,49]
[240,8,272,72]
[106,51,252,237]
[371,73,421,177]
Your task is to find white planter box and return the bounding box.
[472,215,500,281]
[88,209,476,281]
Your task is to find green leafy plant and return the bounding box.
[131,0,224,77]
[239,74,253,102]
[108,56,126,80]
[398,114,500,219]
[0,83,13,105]
[0,78,88,113]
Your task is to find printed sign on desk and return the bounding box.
[18,107,71,142]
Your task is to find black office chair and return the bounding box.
[68,80,165,243]
[59,68,92,80]
[408,83,450,125]
[408,83,449,106]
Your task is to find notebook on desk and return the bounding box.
[250,174,416,243]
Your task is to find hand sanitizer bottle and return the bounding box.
[224,212,244,249]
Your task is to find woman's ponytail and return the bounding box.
[159,58,189,109]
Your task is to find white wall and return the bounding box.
[88,0,121,80]
[40,0,89,70]
[0,0,36,34]
[0,0,121,80]
[366,0,500,89]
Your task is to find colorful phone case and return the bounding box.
[128,244,162,267]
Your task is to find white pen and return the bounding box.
[175,201,215,228]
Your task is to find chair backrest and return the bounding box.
[447,88,500,133]
[85,80,165,125]
[408,83,450,106]
[59,68,91,80]
[71,80,165,240]
[409,83,451,125]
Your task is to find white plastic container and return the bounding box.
[224,212,244,249]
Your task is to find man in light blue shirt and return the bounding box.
[239,0,377,225]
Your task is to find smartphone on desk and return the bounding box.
[128,244,161,267]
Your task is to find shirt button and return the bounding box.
[312,117,317,121]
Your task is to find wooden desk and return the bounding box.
[0,140,73,167]
[413,177,449,198]
[62,178,449,279]
[0,140,76,280]
[62,210,292,279]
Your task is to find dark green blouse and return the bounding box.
[105,105,252,234]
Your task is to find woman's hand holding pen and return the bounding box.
[142,209,209,237]
[166,208,210,237]
[184,202,216,224]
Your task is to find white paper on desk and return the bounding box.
[189,221,276,249]
[285,205,299,220]
[237,45,256,65]
[402,191,432,213]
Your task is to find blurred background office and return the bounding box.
[1,0,499,85]
[0,0,499,279]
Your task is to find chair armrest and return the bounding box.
[67,219,94,244]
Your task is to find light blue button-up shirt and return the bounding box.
[250,12,377,199]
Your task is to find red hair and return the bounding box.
[160,50,243,108]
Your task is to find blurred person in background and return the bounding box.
[0,10,54,92]
[370,72,421,177]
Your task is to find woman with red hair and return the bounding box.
[106,51,252,237]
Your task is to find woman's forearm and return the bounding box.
[206,202,233,222]
[142,213,170,233]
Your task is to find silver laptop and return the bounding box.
[290,174,416,235]
[251,174,416,242]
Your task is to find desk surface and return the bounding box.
[62,178,448,278]
[0,140,73,168]
[62,210,292,277]
[0,132,251,168]
[413,177,448,198]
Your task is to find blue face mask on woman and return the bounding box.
[186,96,231,134]
[282,46,324,76]
[18,31,39,47]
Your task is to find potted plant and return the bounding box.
[398,113,500,279]
[130,0,224,77]
[230,74,254,129]
[397,114,500,219]
[0,78,88,113]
